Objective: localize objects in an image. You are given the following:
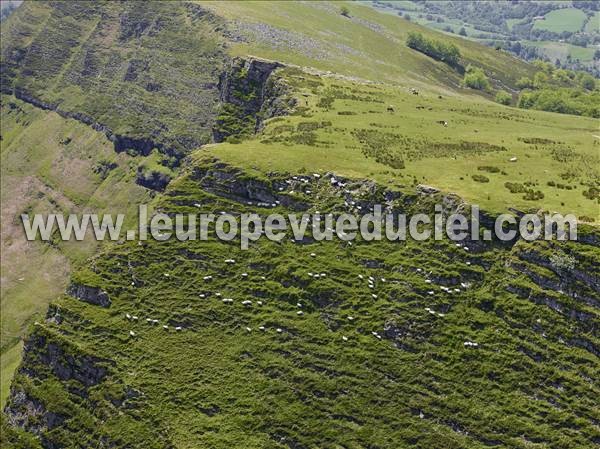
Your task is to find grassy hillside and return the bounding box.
[1,1,227,154]
[210,68,599,220]
[0,96,151,405]
[200,0,535,93]
[1,2,599,448]
[533,8,588,33]
[3,154,599,448]
[370,1,600,76]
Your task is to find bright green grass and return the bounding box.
[208,69,599,220]
[533,8,587,33]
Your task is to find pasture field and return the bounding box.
[209,69,599,220]
[532,8,587,33]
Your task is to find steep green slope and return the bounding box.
[3,157,598,448]
[1,1,227,156]
[1,2,599,448]
[0,96,150,405]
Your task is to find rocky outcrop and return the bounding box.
[67,283,111,307]
[13,88,165,157]
[213,57,295,142]
[3,328,114,442]
[135,167,171,192]
[191,163,309,210]
[4,389,65,438]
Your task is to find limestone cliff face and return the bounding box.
[213,58,296,142]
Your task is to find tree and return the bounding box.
[406,32,461,68]
[495,90,512,105]
[517,76,533,89]
[533,71,550,89]
[580,73,596,91]
[340,5,350,17]
[459,27,467,37]
[404,13,411,21]
[463,65,491,90]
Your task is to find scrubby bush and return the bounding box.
[472,174,490,183]
[478,165,500,173]
[550,252,576,272]
[516,77,533,89]
[495,90,512,105]
[463,65,491,91]
[340,6,350,17]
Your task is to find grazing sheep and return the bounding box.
[129,330,136,337]
[509,157,517,162]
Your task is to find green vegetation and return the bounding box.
[532,8,587,33]
[0,96,151,405]
[211,68,598,219]
[495,90,512,105]
[371,1,600,76]
[516,60,600,117]
[406,31,461,67]
[1,1,227,155]
[204,0,535,92]
[1,2,599,448]
[463,65,491,91]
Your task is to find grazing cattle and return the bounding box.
[387,105,395,112]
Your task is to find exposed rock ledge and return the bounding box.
[13,88,166,158]
[67,283,111,308]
